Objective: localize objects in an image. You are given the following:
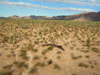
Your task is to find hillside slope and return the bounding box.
[65,12,100,21]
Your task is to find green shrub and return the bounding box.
[78,63,89,68]
[33,55,40,60]
[2,36,9,43]
[0,71,11,75]
[29,66,38,74]
[91,47,99,53]
[19,49,29,60]
[35,62,46,67]
[13,61,28,68]
[47,47,53,51]
[54,64,61,70]
[32,49,38,52]
[47,59,53,65]
[71,54,82,60]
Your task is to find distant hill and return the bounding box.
[22,15,48,19]
[9,15,20,19]
[65,12,100,21]
[5,11,100,21]
[0,17,6,19]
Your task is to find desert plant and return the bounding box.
[0,70,12,75]
[3,64,12,69]
[19,49,29,60]
[57,51,61,54]
[2,36,9,43]
[47,46,53,51]
[32,49,38,52]
[47,59,53,65]
[33,55,40,60]
[13,61,28,68]
[35,62,46,67]
[57,56,61,59]
[85,55,90,58]
[44,56,48,60]
[71,54,82,60]
[27,43,38,52]
[78,63,89,68]
[91,47,99,53]
[54,64,61,70]
[29,66,38,74]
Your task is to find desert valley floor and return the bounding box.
[0,19,100,75]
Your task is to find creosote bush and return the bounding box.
[78,63,89,68]
[29,66,38,74]
[13,61,28,68]
[0,70,12,75]
[54,64,61,70]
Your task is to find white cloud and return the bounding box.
[0,1,95,12]
[33,0,100,6]
[58,8,94,12]
[0,1,49,9]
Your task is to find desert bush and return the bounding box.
[29,66,38,74]
[91,47,99,53]
[35,62,46,67]
[33,55,40,60]
[47,59,53,65]
[78,63,89,68]
[71,54,82,60]
[0,70,12,75]
[19,49,29,60]
[54,64,61,70]
[13,61,28,68]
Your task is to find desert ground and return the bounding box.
[0,19,100,75]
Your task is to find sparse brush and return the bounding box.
[44,56,48,60]
[13,61,28,68]
[91,47,99,53]
[2,36,9,43]
[47,46,53,51]
[78,63,89,68]
[57,51,62,54]
[71,54,82,60]
[35,62,46,67]
[69,46,74,50]
[19,49,29,60]
[54,64,61,70]
[27,43,38,52]
[33,55,40,60]
[85,37,91,48]
[90,65,94,68]
[34,41,39,44]
[85,55,90,58]
[47,59,53,65]
[0,70,12,75]
[3,64,12,69]
[32,49,38,52]
[29,66,38,74]
[42,49,49,55]
[27,43,34,50]
[57,56,61,59]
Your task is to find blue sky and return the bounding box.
[0,0,100,17]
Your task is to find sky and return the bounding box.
[0,0,100,17]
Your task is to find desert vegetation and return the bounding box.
[0,18,100,75]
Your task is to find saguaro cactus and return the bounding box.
[9,23,16,44]
[12,24,16,44]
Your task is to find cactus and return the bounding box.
[10,23,16,44]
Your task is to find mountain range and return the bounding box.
[1,12,100,21]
